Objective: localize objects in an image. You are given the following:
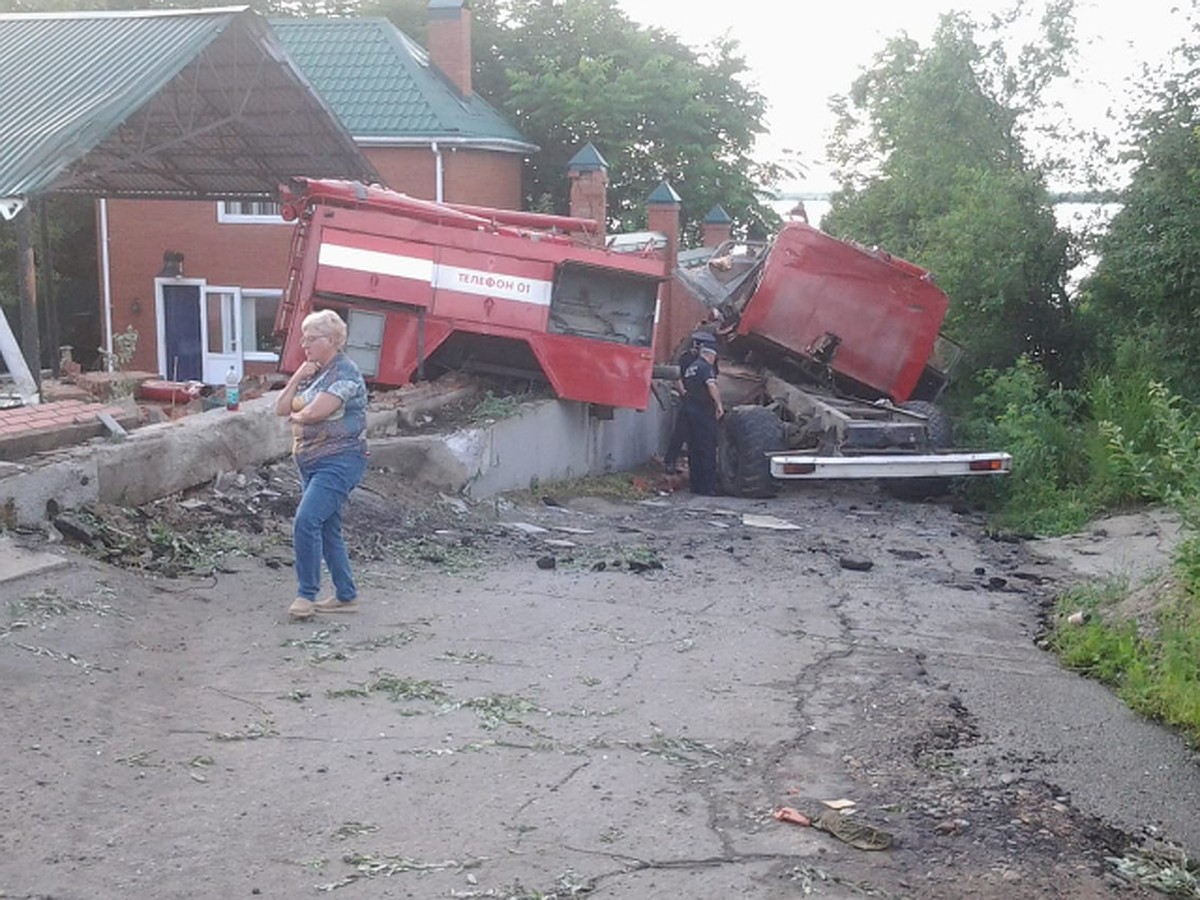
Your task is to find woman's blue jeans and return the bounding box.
[294,451,367,601]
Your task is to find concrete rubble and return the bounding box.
[0,385,671,530]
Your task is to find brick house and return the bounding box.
[101,1,537,385]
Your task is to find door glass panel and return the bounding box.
[205,290,236,354]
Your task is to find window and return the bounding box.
[242,290,282,359]
[216,200,286,224]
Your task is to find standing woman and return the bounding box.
[275,310,369,620]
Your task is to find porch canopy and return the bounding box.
[0,5,377,219]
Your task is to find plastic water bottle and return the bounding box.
[225,365,240,412]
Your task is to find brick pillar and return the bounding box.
[702,204,732,248]
[567,143,608,246]
[427,0,472,96]
[647,182,682,364]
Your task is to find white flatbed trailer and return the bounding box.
[769,450,1012,481]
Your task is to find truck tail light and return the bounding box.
[969,458,1005,472]
[780,462,816,475]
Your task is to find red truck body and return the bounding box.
[274,179,666,410]
[276,179,950,412]
[733,222,948,404]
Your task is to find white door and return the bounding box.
[345,310,384,378]
[201,286,243,385]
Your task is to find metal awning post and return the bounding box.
[15,204,42,393]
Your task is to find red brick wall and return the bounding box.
[102,198,295,374]
[569,168,607,243]
[368,146,523,209]
[426,5,472,97]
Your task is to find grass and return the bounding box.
[386,536,482,574]
[1051,578,1200,746]
[469,390,525,423]
[958,357,1200,743]
[511,469,662,504]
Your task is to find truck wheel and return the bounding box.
[718,406,785,498]
[883,401,954,500]
[901,400,953,449]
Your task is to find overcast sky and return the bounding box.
[615,0,1187,192]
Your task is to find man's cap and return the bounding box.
[691,330,717,345]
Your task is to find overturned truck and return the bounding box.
[274,179,1009,497]
[678,222,1010,497]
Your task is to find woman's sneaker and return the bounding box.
[313,597,359,613]
[288,598,316,619]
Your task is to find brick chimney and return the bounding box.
[567,143,608,245]
[702,204,732,248]
[427,0,472,96]
[647,181,683,363]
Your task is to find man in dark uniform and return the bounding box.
[665,330,720,474]
[681,338,725,495]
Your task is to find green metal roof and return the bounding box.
[0,6,374,210]
[271,18,535,151]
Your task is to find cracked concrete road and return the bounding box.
[1,475,1197,899]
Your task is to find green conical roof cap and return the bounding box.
[704,204,731,224]
[647,181,681,204]
[567,142,607,172]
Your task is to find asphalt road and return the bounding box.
[0,473,1196,899]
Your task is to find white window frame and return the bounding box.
[216,200,288,224]
[242,289,283,362]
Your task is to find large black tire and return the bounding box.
[717,405,785,498]
[900,400,953,449]
[882,400,954,501]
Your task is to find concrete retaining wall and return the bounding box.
[0,386,673,528]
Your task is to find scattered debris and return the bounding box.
[333,821,380,841]
[773,807,812,827]
[811,809,893,851]
[509,522,550,535]
[887,548,927,560]
[316,852,485,892]
[821,798,857,811]
[1108,843,1200,897]
[839,555,874,572]
[742,513,802,530]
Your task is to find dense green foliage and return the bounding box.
[823,10,1080,379]
[370,0,786,238]
[1081,37,1200,398]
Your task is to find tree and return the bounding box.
[1082,18,1200,396]
[822,7,1082,380]
[370,0,786,239]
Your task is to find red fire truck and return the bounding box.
[275,179,1010,497]
[275,178,666,411]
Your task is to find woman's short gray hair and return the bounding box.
[301,309,347,350]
